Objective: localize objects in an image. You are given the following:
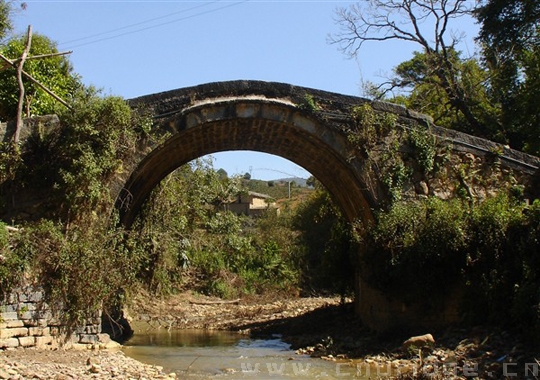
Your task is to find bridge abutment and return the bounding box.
[0,284,112,349]
[355,277,463,332]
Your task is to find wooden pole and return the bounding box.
[15,25,32,143]
[18,51,73,61]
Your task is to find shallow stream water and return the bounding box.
[122,328,373,379]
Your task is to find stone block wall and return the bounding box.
[1,285,109,349]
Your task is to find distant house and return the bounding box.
[227,191,278,216]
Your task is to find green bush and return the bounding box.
[0,222,7,249]
[361,194,540,341]
[130,160,303,298]
[10,220,144,323]
[293,188,355,295]
[462,197,540,338]
[0,222,29,299]
[0,89,151,322]
[363,197,468,302]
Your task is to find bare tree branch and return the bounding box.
[329,0,471,57]
[329,0,486,132]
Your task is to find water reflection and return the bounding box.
[126,328,242,347]
[122,328,369,379]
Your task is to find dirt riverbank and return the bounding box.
[2,291,538,379]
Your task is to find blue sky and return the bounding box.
[12,0,478,180]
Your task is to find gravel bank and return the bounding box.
[0,349,177,380]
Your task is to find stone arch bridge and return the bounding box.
[116,80,539,330]
[3,80,540,330]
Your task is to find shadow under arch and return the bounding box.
[116,97,375,228]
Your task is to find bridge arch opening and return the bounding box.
[117,98,375,228]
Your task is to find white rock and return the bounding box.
[402,333,435,350]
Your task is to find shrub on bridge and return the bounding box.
[55,91,148,218]
[360,197,468,304]
[1,88,151,222]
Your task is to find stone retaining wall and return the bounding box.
[1,285,109,349]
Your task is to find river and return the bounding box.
[122,328,374,379]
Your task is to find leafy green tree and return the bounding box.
[475,0,539,59]
[0,1,12,41]
[393,50,501,139]
[0,1,24,42]
[474,0,540,154]
[0,32,81,121]
[514,43,540,155]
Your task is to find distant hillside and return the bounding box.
[274,177,309,187]
[250,177,309,187]
[244,178,312,201]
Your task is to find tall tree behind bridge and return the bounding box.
[329,1,494,135]
[330,0,540,154]
[0,0,18,41]
[474,0,540,155]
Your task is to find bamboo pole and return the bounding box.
[18,51,73,61]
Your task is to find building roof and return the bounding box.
[247,191,273,199]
